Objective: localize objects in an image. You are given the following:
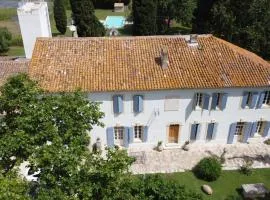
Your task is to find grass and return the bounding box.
[0,8,17,21]
[163,169,270,200]
[1,46,25,57]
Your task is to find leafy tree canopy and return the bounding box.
[54,0,67,34]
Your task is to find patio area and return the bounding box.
[128,142,270,174]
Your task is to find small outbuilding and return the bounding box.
[114,3,124,12]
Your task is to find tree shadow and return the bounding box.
[227,155,270,166]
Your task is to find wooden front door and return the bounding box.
[168,125,179,143]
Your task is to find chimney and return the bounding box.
[187,34,199,47]
[161,47,169,69]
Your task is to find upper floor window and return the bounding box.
[134,125,144,141]
[194,93,210,110]
[241,91,258,109]
[133,95,143,113]
[262,91,270,106]
[255,121,264,135]
[195,93,203,108]
[211,93,228,110]
[113,95,123,114]
[164,96,179,111]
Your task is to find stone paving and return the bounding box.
[128,143,270,174]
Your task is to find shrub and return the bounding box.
[264,139,270,145]
[239,159,253,176]
[0,27,12,54]
[193,157,222,181]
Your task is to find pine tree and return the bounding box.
[54,0,67,34]
[133,0,157,36]
[70,0,105,37]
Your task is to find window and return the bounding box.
[235,122,245,135]
[195,93,203,108]
[190,123,200,141]
[164,96,179,111]
[246,92,252,106]
[114,127,124,140]
[255,121,264,135]
[134,126,143,141]
[262,91,270,106]
[206,123,216,140]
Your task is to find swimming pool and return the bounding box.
[104,16,126,29]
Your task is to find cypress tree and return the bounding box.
[133,0,157,36]
[70,0,105,37]
[54,0,67,34]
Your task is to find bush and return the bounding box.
[264,139,270,145]
[0,27,12,54]
[193,157,222,181]
[239,159,253,176]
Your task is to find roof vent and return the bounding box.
[188,34,199,47]
[161,47,169,69]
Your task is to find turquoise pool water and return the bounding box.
[104,16,126,29]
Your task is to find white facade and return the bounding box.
[88,87,270,149]
[17,1,52,59]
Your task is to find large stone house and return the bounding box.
[3,35,270,149]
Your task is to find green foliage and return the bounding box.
[129,174,203,200]
[193,157,222,181]
[70,0,105,37]
[133,0,157,35]
[0,27,12,54]
[264,139,270,145]
[239,159,253,176]
[54,0,67,34]
[0,172,30,200]
[193,0,270,59]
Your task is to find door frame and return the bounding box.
[167,123,181,144]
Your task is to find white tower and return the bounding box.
[17,0,52,59]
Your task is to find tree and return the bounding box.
[192,0,270,59]
[54,0,67,34]
[132,0,157,35]
[0,27,12,54]
[69,0,105,37]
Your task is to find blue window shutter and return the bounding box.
[249,92,258,109]
[212,123,218,139]
[133,95,143,113]
[113,96,118,113]
[106,127,114,147]
[243,122,252,143]
[257,92,266,108]
[133,95,139,113]
[207,123,214,140]
[138,95,143,112]
[211,93,218,109]
[263,122,270,137]
[123,127,129,147]
[118,95,123,113]
[190,124,197,140]
[129,127,134,143]
[143,126,148,142]
[196,124,201,140]
[220,93,228,110]
[203,94,210,110]
[227,123,236,144]
[192,93,197,110]
[250,122,257,137]
[241,92,248,109]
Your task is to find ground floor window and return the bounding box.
[114,127,124,145]
[134,125,143,141]
[235,122,245,135]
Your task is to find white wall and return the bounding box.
[88,87,270,148]
[17,2,52,59]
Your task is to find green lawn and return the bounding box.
[162,169,270,200]
[4,46,25,56]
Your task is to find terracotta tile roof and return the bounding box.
[0,60,29,86]
[29,35,270,92]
